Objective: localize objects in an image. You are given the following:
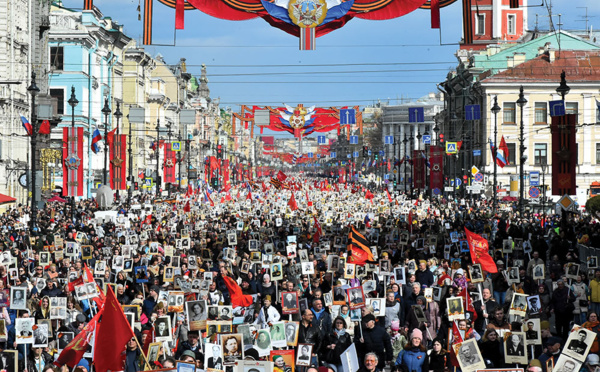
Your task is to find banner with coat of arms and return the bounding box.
[429,145,444,191]
[163,143,177,184]
[109,134,127,191]
[62,127,84,197]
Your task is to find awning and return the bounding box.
[0,193,16,205]
[47,195,67,203]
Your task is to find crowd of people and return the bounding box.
[0,175,599,372]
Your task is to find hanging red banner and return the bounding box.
[222,159,230,189]
[62,127,84,197]
[551,114,577,195]
[109,134,127,190]
[429,146,444,191]
[163,143,177,184]
[412,150,426,190]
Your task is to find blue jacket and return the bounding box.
[396,347,429,372]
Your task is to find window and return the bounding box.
[507,143,516,165]
[50,47,64,70]
[534,143,547,165]
[476,14,485,35]
[507,14,516,35]
[503,102,516,124]
[596,143,600,164]
[50,88,64,115]
[566,102,578,115]
[534,102,547,124]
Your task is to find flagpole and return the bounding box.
[134,335,153,371]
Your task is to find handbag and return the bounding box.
[580,299,589,307]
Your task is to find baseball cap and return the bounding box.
[588,354,600,365]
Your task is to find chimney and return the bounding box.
[549,49,556,63]
[538,46,545,56]
[513,52,526,66]
[507,55,515,68]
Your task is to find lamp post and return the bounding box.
[491,96,501,215]
[155,119,161,197]
[177,134,182,190]
[27,72,40,234]
[540,160,547,216]
[67,86,78,219]
[101,99,111,186]
[556,70,570,102]
[113,102,122,200]
[516,86,528,215]
[416,128,422,198]
[127,114,133,205]
[403,132,408,194]
[166,121,173,196]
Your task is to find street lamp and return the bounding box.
[416,129,422,197]
[127,114,133,205]
[67,86,78,219]
[155,119,161,197]
[516,86,528,215]
[556,70,570,101]
[540,160,547,216]
[491,96,501,215]
[27,72,40,234]
[403,132,408,194]
[113,102,123,200]
[101,98,111,186]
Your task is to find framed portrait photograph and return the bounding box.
[301,262,314,275]
[0,350,17,372]
[565,263,580,280]
[509,293,528,317]
[270,263,283,281]
[469,264,484,283]
[154,316,172,342]
[255,328,272,356]
[344,263,355,279]
[221,333,244,364]
[503,331,527,365]
[394,266,406,284]
[346,286,365,310]
[588,256,598,270]
[33,322,49,348]
[296,344,313,367]
[135,266,149,283]
[270,321,286,348]
[446,296,465,321]
[204,343,224,370]
[176,361,195,372]
[284,321,299,347]
[454,338,486,372]
[333,285,348,305]
[563,326,595,362]
[328,255,340,272]
[532,264,545,280]
[146,342,162,364]
[15,318,34,344]
[281,292,299,315]
[186,300,207,331]
[10,287,27,310]
[553,354,582,372]
[366,298,384,317]
[522,318,542,346]
[527,295,542,316]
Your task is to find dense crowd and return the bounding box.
[0,175,599,372]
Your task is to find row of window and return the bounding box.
[475,14,517,36]
[502,102,578,124]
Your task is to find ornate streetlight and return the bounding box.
[67,87,78,219]
[516,86,528,215]
[491,96,501,214]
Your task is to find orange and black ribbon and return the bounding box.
[143,0,153,45]
[84,0,93,10]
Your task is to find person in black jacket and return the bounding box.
[550,279,576,340]
[427,339,450,372]
[298,309,321,364]
[321,316,353,372]
[355,314,392,371]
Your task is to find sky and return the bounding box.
[62,0,600,116]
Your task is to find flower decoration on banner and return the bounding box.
[164,158,176,168]
[146,0,459,49]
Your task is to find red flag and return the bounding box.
[186,184,193,197]
[430,0,440,28]
[54,308,103,368]
[225,191,232,201]
[499,135,510,165]
[288,192,298,211]
[67,276,84,293]
[408,210,414,233]
[94,286,136,372]
[142,214,152,226]
[183,201,191,212]
[261,181,267,193]
[277,170,287,182]
[452,321,463,343]
[84,264,105,305]
[306,191,312,207]
[385,189,393,203]
[39,120,51,135]
[106,128,118,148]
[313,216,322,239]
[246,190,252,200]
[464,228,498,273]
[222,276,254,308]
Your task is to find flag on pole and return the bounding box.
[91,128,102,154]
[39,120,51,135]
[347,226,374,264]
[20,115,33,136]
[54,308,103,368]
[464,228,498,273]
[222,275,254,308]
[288,192,298,211]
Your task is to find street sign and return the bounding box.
[558,194,575,211]
[474,173,484,182]
[307,152,313,158]
[384,174,390,180]
[473,149,481,157]
[444,187,454,192]
[317,135,327,144]
[349,135,358,144]
[347,154,352,158]
[408,107,425,123]
[433,188,441,195]
[384,136,394,145]
[368,150,372,156]
[379,150,384,156]
[455,178,462,186]
[422,135,431,145]
[143,178,153,188]
[171,141,181,151]
[330,152,336,158]
[529,171,540,186]
[446,142,457,154]
[340,108,357,125]
[465,105,481,121]
[393,168,398,174]
[549,100,565,117]
[316,154,321,158]
[529,187,540,198]
[353,151,359,158]
[471,166,480,175]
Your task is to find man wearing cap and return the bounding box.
[584,353,600,372]
[355,313,392,370]
[539,337,562,372]
[254,295,280,327]
[142,286,159,318]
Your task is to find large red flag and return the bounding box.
[464,228,498,273]
[288,192,298,211]
[277,170,287,182]
[183,201,191,212]
[223,276,254,308]
[94,285,136,372]
[385,189,393,203]
[306,191,312,207]
[54,308,103,368]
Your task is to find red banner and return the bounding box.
[551,114,577,195]
[412,150,426,190]
[163,143,176,184]
[109,134,127,190]
[62,127,84,197]
[429,146,444,191]
[222,159,230,189]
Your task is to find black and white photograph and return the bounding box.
[285,321,299,346]
[15,318,34,344]
[58,332,74,350]
[432,286,442,302]
[553,354,582,372]
[204,343,224,370]
[167,291,184,313]
[154,316,172,342]
[506,266,520,285]
[344,263,355,279]
[504,331,528,364]
[94,260,106,275]
[281,291,299,314]
[39,252,50,266]
[218,305,233,321]
[301,262,314,275]
[469,264,484,283]
[522,318,542,346]
[394,266,406,284]
[527,295,542,315]
[0,251,11,267]
[453,338,486,372]
[186,300,207,330]
[0,350,17,372]
[270,263,283,281]
[563,327,594,362]
[328,255,340,272]
[10,287,27,310]
[146,342,161,364]
[347,286,365,310]
[33,322,49,347]
[509,293,528,317]
[588,256,598,270]
[379,259,391,274]
[532,263,545,280]
[333,285,348,305]
[296,344,313,367]
[367,298,384,317]
[566,263,580,280]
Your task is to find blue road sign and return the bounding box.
[171,142,181,151]
[455,178,462,186]
[529,171,540,186]
[317,135,326,144]
[465,105,481,121]
[349,135,358,144]
[347,154,351,158]
[307,152,313,158]
[384,136,394,145]
[384,174,390,180]
[473,149,481,156]
[379,150,385,156]
[549,100,565,116]
[474,173,484,182]
[529,187,540,198]
[353,151,359,158]
[408,107,425,123]
[340,109,357,125]
[422,135,431,145]
[368,150,372,156]
[450,180,454,186]
[316,154,321,158]
[330,152,336,158]
[433,188,441,195]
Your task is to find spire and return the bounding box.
[198,64,210,99]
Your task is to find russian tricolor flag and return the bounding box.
[91,128,102,154]
[20,115,32,136]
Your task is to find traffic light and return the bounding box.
[216,144,223,159]
[362,146,368,157]
[439,134,444,143]
[134,182,139,191]
[211,177,218,188]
